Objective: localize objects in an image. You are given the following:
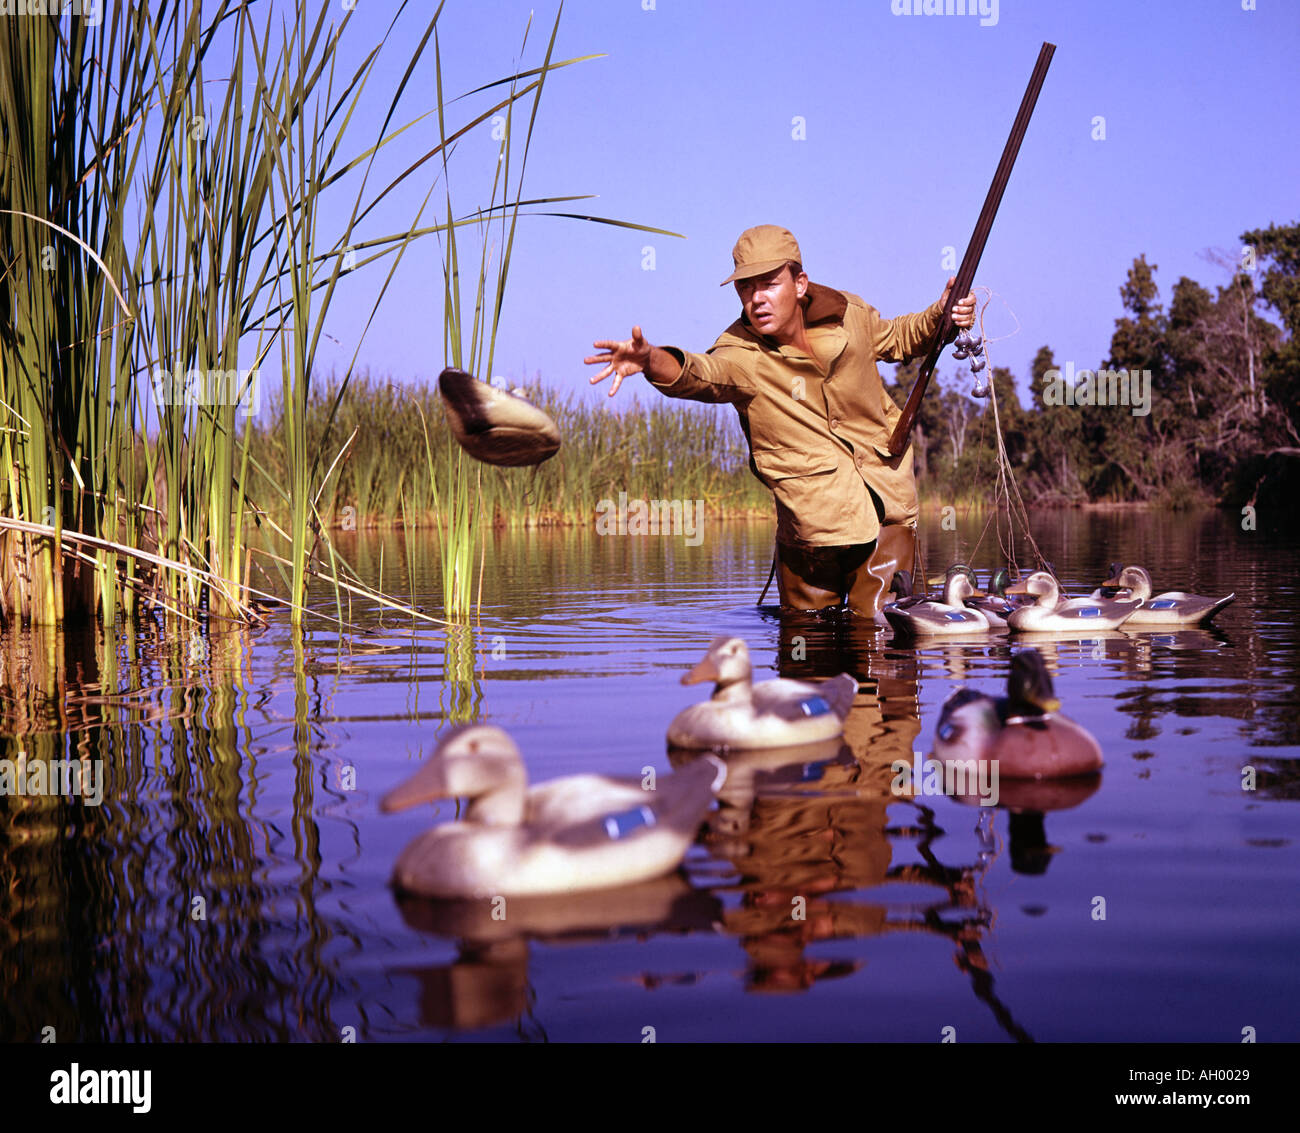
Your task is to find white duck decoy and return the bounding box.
[667,636,857,750]
[381,724,724,899]
[1102,565,1235,626]
[1005,570,1140,632]
[883,564,996,636]
[934,648,1103,780]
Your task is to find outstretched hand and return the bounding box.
[585,326,653,397]
[941,277,978,328]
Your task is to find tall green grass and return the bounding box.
[0,2,610,628]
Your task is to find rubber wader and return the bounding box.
[776,524,917,618]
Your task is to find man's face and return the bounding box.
[735,264,808,344]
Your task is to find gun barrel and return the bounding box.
[887,41,1056,458]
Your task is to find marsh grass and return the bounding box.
[251,371,772,530]
[0,2,620,628]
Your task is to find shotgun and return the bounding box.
[887,41,1055,457]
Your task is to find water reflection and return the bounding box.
[722,615,1053,1034]
[1,511,1297,1042]
[392,877,722,1033]
[441,623,483,723]
[0,621,365,1041]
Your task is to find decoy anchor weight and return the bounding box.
[952,328,990,397]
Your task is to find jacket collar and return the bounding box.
[803,282,849,325]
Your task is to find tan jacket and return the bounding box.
[652,282,946,546]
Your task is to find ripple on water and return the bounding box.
[1,515,1297,1041]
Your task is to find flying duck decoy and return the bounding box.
[438,368,561,467]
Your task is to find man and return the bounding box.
[585,224,976,617]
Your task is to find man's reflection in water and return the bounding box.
[393,612,1100,1040]
[673,608,1095,1038]
[666,610,991,998]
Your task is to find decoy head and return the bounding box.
[890,569,914,599]
[1005,649,1061,715]
[943,564,982,604]
[380,723,527,825]
[1005,570,1061,607]
[988,567,1012,597]
[1103,564,1152,600]
[681,636,753,691]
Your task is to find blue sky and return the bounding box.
[278,0,1300,408]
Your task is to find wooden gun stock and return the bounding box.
[887,42,1055,458]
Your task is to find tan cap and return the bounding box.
[720,224,802,285]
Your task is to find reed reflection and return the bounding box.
[0,621,356,1041]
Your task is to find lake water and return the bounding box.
[1,508,1296,1043]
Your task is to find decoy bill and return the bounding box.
[438,367,561,467]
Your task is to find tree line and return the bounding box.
[894,222,1299,518]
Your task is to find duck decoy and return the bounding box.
[667,636,857,750]
[963,566,1028,628]
[438,368,561,466]
[934,648,1103,780]
[1102,565,1235,626]
[1088,562,1128,599]
[381,724,724,898]
[883,564,996,636]
[1005,570,1139,632]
